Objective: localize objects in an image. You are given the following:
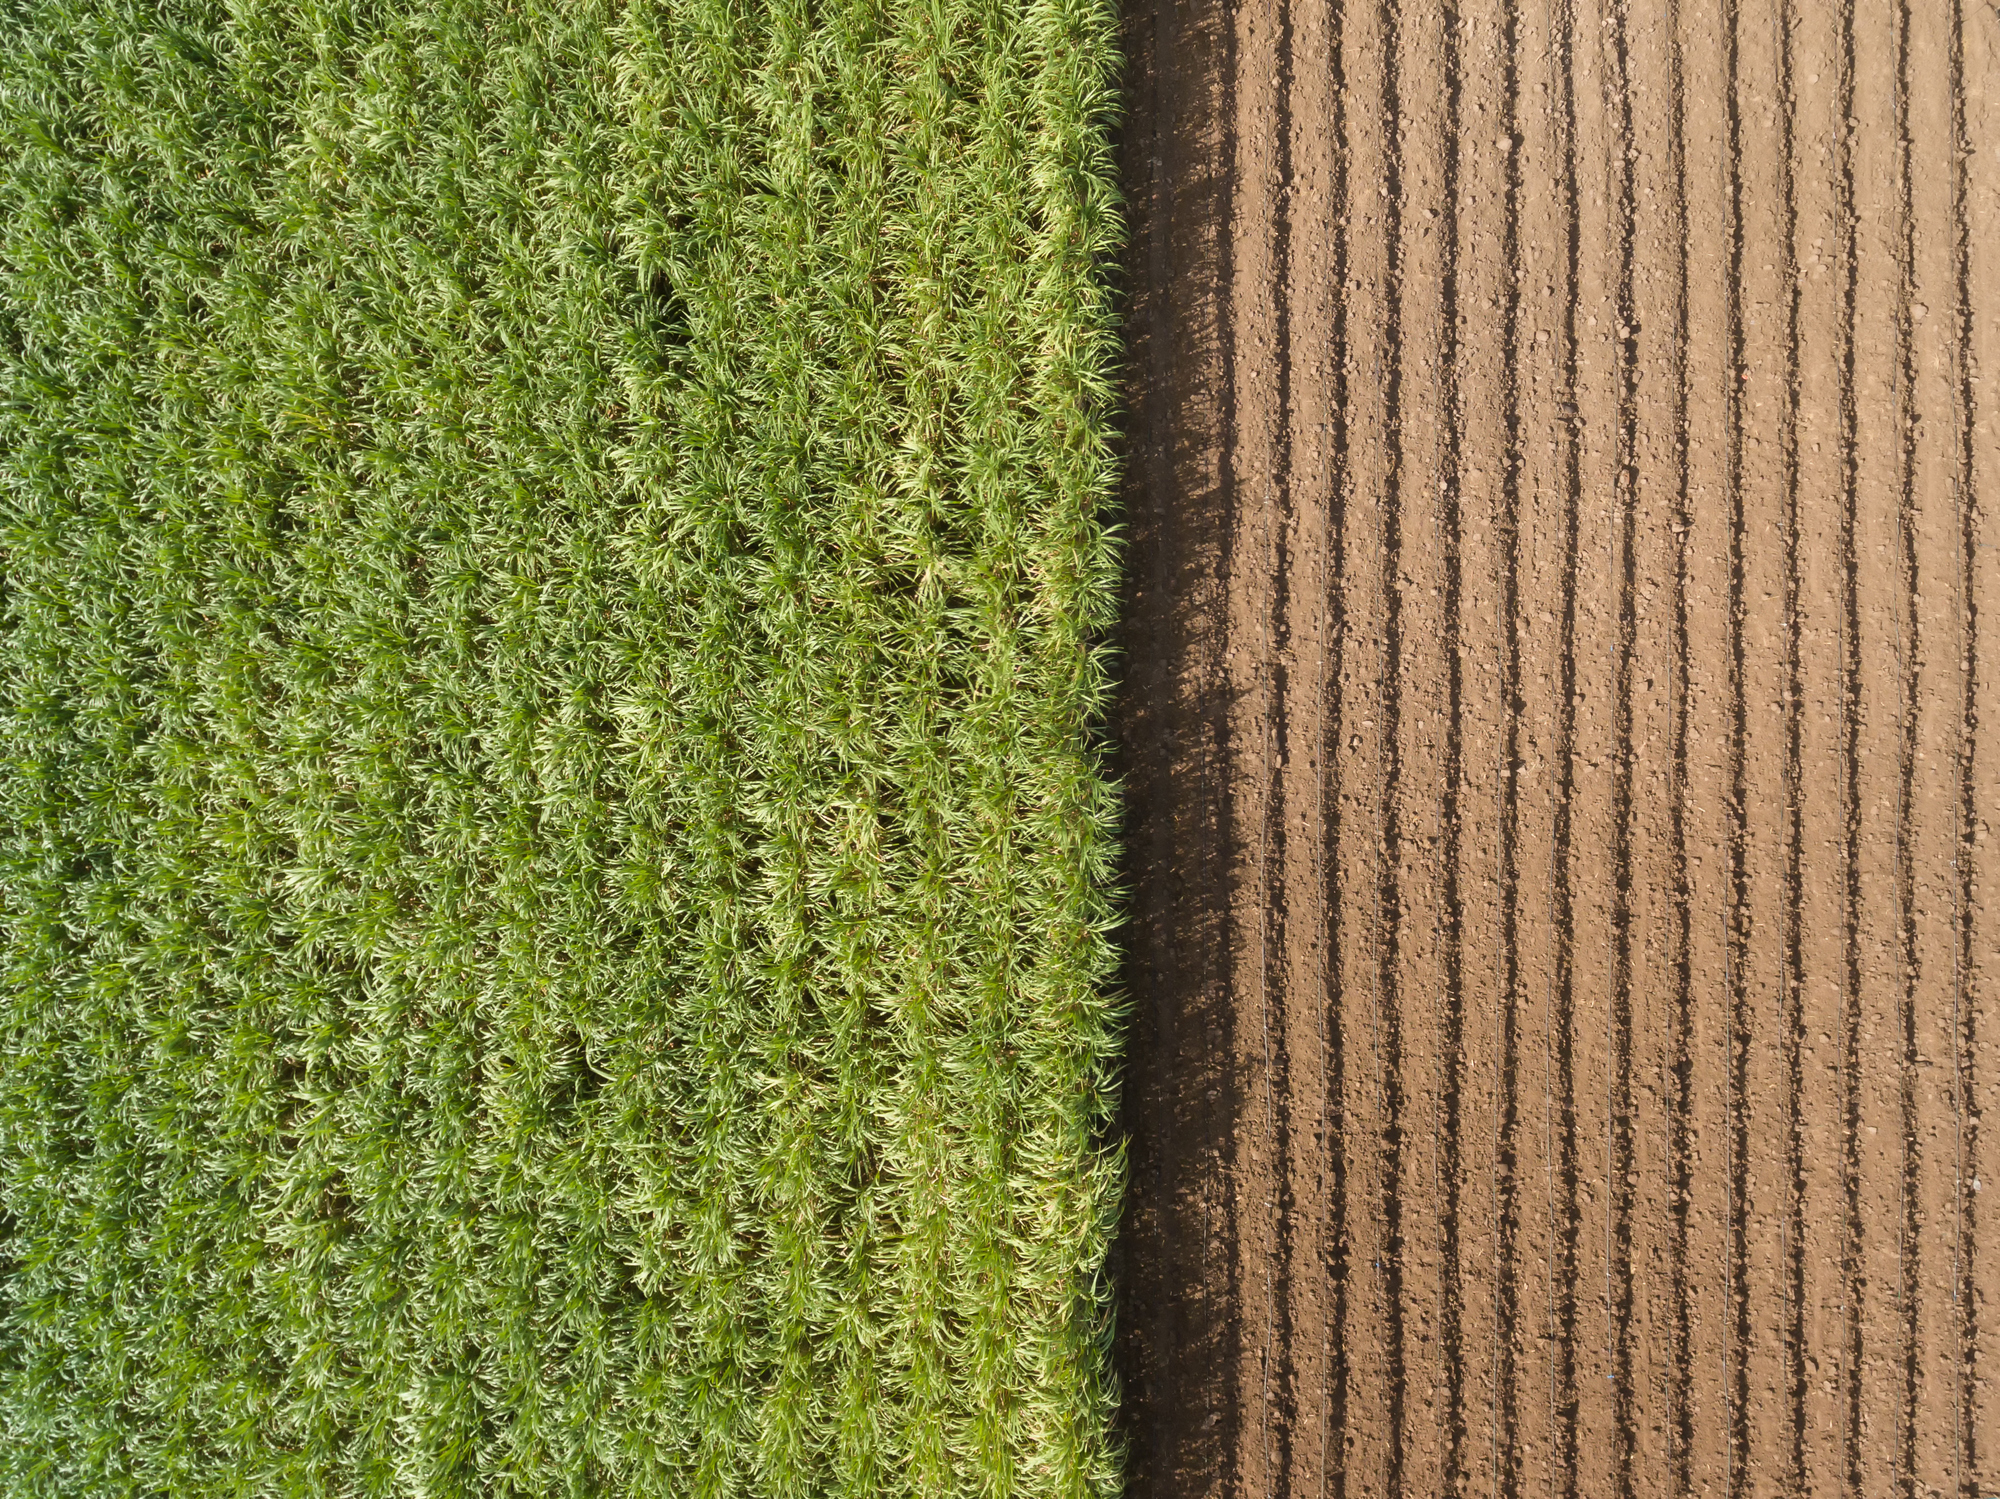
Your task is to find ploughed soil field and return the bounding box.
[1111,1,2000,1497]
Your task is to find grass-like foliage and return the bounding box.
[0,0,1124,1491]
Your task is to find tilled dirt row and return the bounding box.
[1111,2,2000,1497]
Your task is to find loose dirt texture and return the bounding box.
[1113,2,2000,1497]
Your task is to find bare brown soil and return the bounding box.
[1110,2,2000,1497]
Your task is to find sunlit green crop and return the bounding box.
[0,0,1124,1492]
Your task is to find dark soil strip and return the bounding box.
[1665,5,1696,1491]
[1606,5,1640,1493]
[1551,5,1583,1492]
[1437,3,1468,1493]
[1775,1,1808,1485]
[1108,0,1249,1480]
[1836,0,1866,1489]
[1320,4,1355,1492]
[1948,5,1979,1492]
[1720,4,1753,1493]
[1496,5,1527,1496]
[1375,5,1410,1492]
[1256,0,1300,1467]
[1893,5,1921,1493]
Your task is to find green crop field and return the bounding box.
[0,0,1124,1494]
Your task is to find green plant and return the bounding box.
[0,0,1124,1493]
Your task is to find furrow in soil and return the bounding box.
[1967,0,1999,1464]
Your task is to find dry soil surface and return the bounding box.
[1111,3,2000,1498]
